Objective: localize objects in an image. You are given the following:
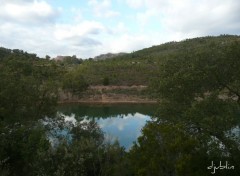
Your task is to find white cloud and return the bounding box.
[88,0,120,18]
[0,0,59,24]
[97,113,149,131]
[126,0,240,40]
[136,9,158,26]
[0,0,239,59]
[106,34,156,53]
[123,113,149,120]
[0,1,108,58]
[70,7,83,22]
[125,0,144,8]
[107,22,129,35]
[104,10,120,18]
[54,21,105,40]
[64,114,77,125]
[0,20,104,58]
[164,0,240,38]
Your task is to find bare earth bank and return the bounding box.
[58,85,157,104]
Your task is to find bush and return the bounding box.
[103,77,109,86]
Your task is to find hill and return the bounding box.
[54,34,240,103]
[75,35,240,86]
[93,52,127,60]
[1,35,240,103]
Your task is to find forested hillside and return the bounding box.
[73,35,240,86]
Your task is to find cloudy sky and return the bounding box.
[0,0,240,58]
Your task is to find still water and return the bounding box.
[57,104,158,150]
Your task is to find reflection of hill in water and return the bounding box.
[57,104,158,120]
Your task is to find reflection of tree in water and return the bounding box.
[58,104,157,120]
[103,106,110,116]
[1,114,129,175]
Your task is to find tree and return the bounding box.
[0,123,50,176]
[0,55,61,122]
[0,116,130,176]
[62,69,88,95]
[103,77,109,86]
[129,39,240,175]
[45,55,50,60]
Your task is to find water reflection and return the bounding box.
[57,104,157,150]
[97,113,150,150]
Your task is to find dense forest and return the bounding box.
[0,35,240,175]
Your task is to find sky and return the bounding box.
[0,0,240,59]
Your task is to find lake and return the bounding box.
[57,104,158,150]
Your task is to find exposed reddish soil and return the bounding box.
[58,85,157,104]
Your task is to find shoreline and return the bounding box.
[57,100,157,104]
[58,85,157,105]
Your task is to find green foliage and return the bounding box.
[103,76,109,85]
[130,36,240,175]
[129,122,203,176]
[60,56,83,66]
[62,69,88,95]
[58,104,157,121]
[45,55,51,60]
[0,52,62,122]
[0,117,130,176]
[0,123,50,176]
[66,35,239,87]
[130,98,240,175]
